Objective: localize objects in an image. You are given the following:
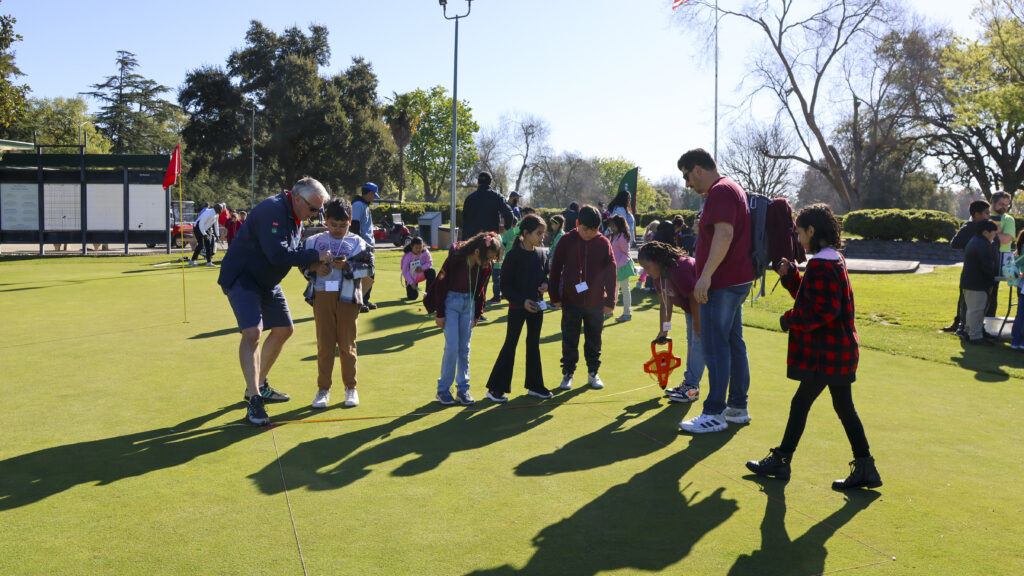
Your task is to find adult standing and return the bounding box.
[676,148,754,434]
[561,202,580,232]
[462,172,515,240]
[190,203,222,267]
[508,191,523,220]
[943,199,991,334]
[988,191,1015,316]
[218,177,333,426]
[351,182,379,312]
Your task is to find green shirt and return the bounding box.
[1000,213,1016,253]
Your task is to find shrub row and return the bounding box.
[841,209,961,242]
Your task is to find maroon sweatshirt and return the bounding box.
[547,230,616,308]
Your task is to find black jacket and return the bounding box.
[960,234,998,291]
[501,242,549,308]
[462,186,514,240]
[950,221,978,250]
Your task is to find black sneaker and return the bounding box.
[360,304,370,313]
[246,395,269,426]
[486,389,509,403]
[939,323,960,333]
[244,380,291,403]
[365,302,378,310]
[745,448,792,479]
[527,387,553,399]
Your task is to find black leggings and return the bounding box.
[779,374,871,458]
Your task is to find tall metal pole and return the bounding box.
[250,106,256,209]
[714,0,719,160]
[443,1,471,243]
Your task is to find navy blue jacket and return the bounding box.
[462,186,514,240]
[960,234,997,292]
[218,192,321,294]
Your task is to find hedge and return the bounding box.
[841,209,960,242]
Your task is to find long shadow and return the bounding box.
[516,397,691,476]
[190,316,313,340]
[728,476,881,576]
[252,388,588,494]
[467,429,741,575]
[0,406,252,511]
[949,339,1024,382]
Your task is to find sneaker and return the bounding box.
[723,407,751,424]
[189,259,198,267]
[678,413,728,434]
[588,373,605,390]
[456,391,475,405]
[559,374,574,390]
[205,262,217,267]
[245,381,291,403]
[486,390,508,403]
[527,387,553,399]
[311,389,330,409]
[344,388,359,407]
[615,314,631,322]
[667,383,700,403]
[436,390,456,405]
[365,302,378,310]
[603,313,613,320]
[832,456,883,490]
[360,305,370,313]
[246,395,269,426]
[939,323,960,333]
[745,448,792,479]
[479,315,489,322]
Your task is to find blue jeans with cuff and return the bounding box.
[699,282,751,415]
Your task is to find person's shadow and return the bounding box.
[727,475,881,576]
[0,406,249,511]
[515,397,691,476]
[251,389,586,494]
[467,429,741,575]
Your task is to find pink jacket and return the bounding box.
[401,249,434,285]
[611,233,631,267]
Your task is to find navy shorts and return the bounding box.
[226,276,293,331]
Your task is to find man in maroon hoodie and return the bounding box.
[548,204,617,391]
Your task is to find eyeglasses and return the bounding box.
[682,169,693,182]
[297,193,324,213]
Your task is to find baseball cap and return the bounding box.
[362,182,380,199]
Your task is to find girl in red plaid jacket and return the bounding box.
[745,204,882,491]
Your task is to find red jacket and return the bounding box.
[547,230,616,308]
[424,248,492,320]
[780,252,858,384]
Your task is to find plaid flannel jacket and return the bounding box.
[780,256,859,384]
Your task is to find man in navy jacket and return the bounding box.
[218,177,333,425]
[461,172,514,240]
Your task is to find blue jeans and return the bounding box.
[438,292,474,393]
[699,282,751,415]
[683,311,705,387]
[1012,290,1024,347]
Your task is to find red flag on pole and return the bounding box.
[163,144,181,189]
[671,0,691,8]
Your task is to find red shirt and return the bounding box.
[695,176,754,288]
[547,230,616,308]
[654,256,697,314]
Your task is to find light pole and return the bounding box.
[250,105,256,209]
[440,0,472,242]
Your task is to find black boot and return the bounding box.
[832,456,882,490]
[405,284,419,300]
[745,448,792,479]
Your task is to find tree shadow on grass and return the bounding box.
[516,397,691,476]
[727,475,881,576]
[467,429,741,575]
[0,406,251,511]
[251,388,588,494]
[949,339,1024,382]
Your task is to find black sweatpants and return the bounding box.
[486,307,544,394]
[191,230,214,263]
[779,373,870,458]
[560,305,604,376]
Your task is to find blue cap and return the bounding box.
[362,182,380,199]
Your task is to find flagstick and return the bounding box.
[714,0,719,160]
[178,172,188,324]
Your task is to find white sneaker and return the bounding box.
[723,407,750,423]
[345,388,360,407]
[189,259,198,267]
[311,389,330,409]
[560,374,574,390]
[678,413,728,434]
[588,372,605,390]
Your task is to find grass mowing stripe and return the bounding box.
[272,427,309,576]
[576,400,898,575]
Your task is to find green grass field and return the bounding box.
[1,251,1022,575]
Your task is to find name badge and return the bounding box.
[325,281,340,292]
[537,300,549,310]
[575,281,589,293]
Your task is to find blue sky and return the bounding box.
[5,0,979,183]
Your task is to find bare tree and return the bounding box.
[529,151,601,209]
[504,113,550,196]
[720,121,796,199]
[679,0,893,210]
[469,124,512,193]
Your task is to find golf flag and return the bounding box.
[163,144,181,189]
[671,0,692,8]
[618,167,639,213]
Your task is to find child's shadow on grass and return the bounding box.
[251,389,587,494]
[515,397,691,476]
[727,476,881,576]
[0,406,248,511]
[466,429,741,576]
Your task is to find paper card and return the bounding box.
[325,281,340,292]
[575,281,589,293]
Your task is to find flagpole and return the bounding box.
[175,144,188,324]
[714,0,719,160]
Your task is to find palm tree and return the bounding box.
[383,91,424,203]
